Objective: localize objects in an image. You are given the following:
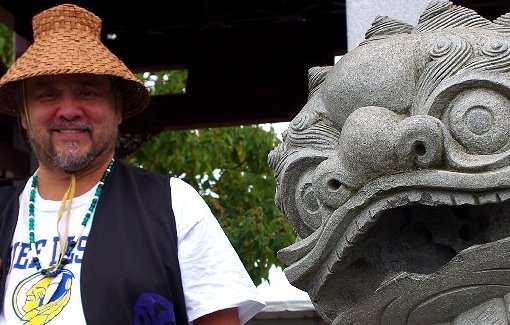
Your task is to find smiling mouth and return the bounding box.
[51,125,92,135]
[50,128,92,144]
[56,129,88,133]
[49,121,92,133]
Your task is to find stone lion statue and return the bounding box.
[268,1,510,324]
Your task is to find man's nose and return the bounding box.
[55,97,84,120]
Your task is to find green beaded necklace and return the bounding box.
[28,158,115,278]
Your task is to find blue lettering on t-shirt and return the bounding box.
[11,235,88,269]
[10,242,20,269]
[67,235,76,262]
[13,242,30,269]
[74,236,87,263]
[50,236,60,266]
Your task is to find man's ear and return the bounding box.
[17,81,31,131]
[20,112,28,129]
[115,92,123,125]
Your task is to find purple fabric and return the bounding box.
[133,292,176,325]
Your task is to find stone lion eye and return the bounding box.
[445,88,510,154]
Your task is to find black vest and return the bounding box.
[0,160,189,324]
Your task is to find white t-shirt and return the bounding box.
[0,176,265,324]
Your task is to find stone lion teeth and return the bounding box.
[498,190,510,202]
[452,193,478,205]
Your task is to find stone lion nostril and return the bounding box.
[327,179,342,191]
[414,141,427,156]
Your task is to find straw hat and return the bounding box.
[0,3,149,119]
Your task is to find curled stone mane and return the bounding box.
[492,13,510,34]
[416,0,491,31]
[364,0,510,45]
[361,16,414,45]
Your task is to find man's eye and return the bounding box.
[81,89,99,98]
[38,91,58,100]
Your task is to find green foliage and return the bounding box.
[136,69,188,95]
[0,23,13,68]
[125,126,296,285]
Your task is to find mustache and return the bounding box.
[47,121,92,131]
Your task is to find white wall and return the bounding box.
[346,0,431,50]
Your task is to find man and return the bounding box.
[0,4,265,324]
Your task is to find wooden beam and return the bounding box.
[121,81,307,132]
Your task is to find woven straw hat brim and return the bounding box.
[0,31,149,119]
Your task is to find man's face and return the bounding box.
[22,74,122,173]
